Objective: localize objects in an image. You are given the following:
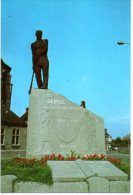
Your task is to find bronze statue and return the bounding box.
[80,101,86,108]
[31,30,49,89]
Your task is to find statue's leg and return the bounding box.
[42,62,49,89]
[35,65,43,88]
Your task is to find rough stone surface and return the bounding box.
[1,175,17,193]
[15,181,88,193]
[87,176,109,192]
[84,160,128,180]
[48,160,86,182]
[26,89,105,157]
[109,181,130,193]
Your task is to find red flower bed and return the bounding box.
[14,157,36,164]
[13,153,121,166]
[82,153,106,160]
[107,156,121,165]
[14,157,47,167]
[40,153,107,161]
[41,154,65,161]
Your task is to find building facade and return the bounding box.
[1,59,28,159]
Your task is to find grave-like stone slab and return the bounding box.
[109,181,130,193]
[48,160,86,182]
[15,181,88,193]
[26,89,105,157]
[76,159,95,178]
[1,175,17,193]
[87,176,109,192]
[83,160,128,180]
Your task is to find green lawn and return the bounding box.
[1,159,53,185]
[115,161,130,180]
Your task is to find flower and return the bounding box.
[57,154,64,160]
[13,153,121,168]
[49,154,55,160]
[107,156,121,165]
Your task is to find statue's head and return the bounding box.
[35,30,43,38]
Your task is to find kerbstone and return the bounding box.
[15,181,88,193]
[26,89,105,157]
[1,175,17,193]
[84,160,128,180]
[87,176,109,192]
[48,160,86,182]
[109,181,130,193]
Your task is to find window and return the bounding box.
[1,127,5,145]
[12,128,20,146]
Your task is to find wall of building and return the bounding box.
[1,126,27,159]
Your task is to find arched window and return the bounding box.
[12,128,20,146]
[1,127,5,145]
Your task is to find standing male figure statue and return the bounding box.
[31,30,49,89]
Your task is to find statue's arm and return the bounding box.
[44,39,48,53]
[31,43,35,57]
[31,43,36,70]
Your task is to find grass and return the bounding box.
[1,159,53,185]
[107,157,130,180]
[115,162,130,180]
[118,149,130,154]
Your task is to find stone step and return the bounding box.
[48,160,128,182]
[83,160,128,181]
[48,160,86,182]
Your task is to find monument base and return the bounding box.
[2,160,129,193]
[26,89,105,157]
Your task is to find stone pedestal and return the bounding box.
[2,160,130,193]
[26,89,105,157]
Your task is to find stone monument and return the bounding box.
[27,31,105,157]
[23,34,130,193]
[26,89,105,157]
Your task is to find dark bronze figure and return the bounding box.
[31,30,49,89]
[80,101,86,108]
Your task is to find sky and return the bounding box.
[1,0,131,138]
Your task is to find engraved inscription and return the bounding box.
[31,92,52,97]
[47,99,65,105]
[40,106,82,111]
[59,144,77,148]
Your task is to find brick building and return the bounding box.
[1,59,28,159]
